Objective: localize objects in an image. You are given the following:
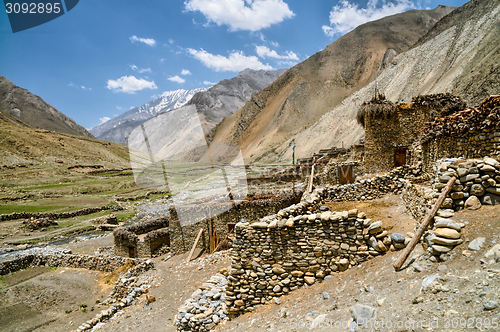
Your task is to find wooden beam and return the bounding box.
[307,165,315,193]
[393,176,456,271]
[186,228,204,263]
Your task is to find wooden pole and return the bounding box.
[393,176,456,271]
[307,165,315,193]
[208,219,213,253]
[186,228,204,263]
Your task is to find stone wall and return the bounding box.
[422,126,500,174]
[169,191,302,256]
[363,113,400,173]
[0,247,139,275]
[0,204,124,222]
[225,193,406,316]
[324,166,410,201]
[403,157,500,224]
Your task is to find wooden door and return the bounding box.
[394,148,407,167]
[128,247,135,258]
[338,166,354,185]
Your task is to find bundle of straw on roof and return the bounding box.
[356,99,397,127]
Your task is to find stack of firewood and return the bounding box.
[421,95,500,144]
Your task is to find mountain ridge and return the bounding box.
[0,75,94,138]
[208,5,456,163]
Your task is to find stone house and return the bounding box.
[357,93,466,173]
[114,217,169,258]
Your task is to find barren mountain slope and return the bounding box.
[209,6,455,163]
[0,76,93,138]
[268,0,500,164]
[189,68,287,135]
[0,112,130,168]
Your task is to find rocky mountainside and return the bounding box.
[92,69,285,146]
[267,0,500,164]
[90,88,206,145]
[0,75,93,138]
[208,5,456,163]
[189,68,286,134]
[0,113,130,168]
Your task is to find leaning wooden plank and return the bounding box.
[393,176,456,271]
[187,228,204,263]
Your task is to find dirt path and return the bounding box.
[94,250,231,332]
[0,267,109,332]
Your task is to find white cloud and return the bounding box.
[130,65,152,73]
[107,76,158,94]
[185,0,294,31]
[99,117,111,124]
[168,75,186,84]
[69,82,91,90]
[188,48,273,72]
[116,106,123,110]
[181,69,192,75]
[255,45,298,61]
[203,81,216,86]
[322,0,415,37]
[130,35,157,46]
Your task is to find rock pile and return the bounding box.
[433,157,500,210]
[89,214,118,225]
[72,260,155,332]
[175,274,229,332]
[425,216,465,256]
[22,217,57,229]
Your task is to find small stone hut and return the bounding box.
[114,217,169,258]
[358,93,466,173]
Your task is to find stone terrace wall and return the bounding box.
[325,166,411,201]
[0,247,139,275]
[226,201,397,316]
[0,204,124,222]
[169,192,302,255]
[422,126,500,173]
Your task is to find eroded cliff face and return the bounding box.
[208,6,456,164]
[268,0,500,165]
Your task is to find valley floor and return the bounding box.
[3,194,499,332]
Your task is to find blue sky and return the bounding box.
[0,0,468,129]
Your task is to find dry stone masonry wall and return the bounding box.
[169,191,302,256]
[0,204,124,222]
[0,247,140,275]
[324,166,410,201]
[224,190,409,317]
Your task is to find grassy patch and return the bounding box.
[0,205,70,214]
[116,211,136,223]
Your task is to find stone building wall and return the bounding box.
[169,192,302,255]
[364,114,401,173]
[422,126,500,173]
